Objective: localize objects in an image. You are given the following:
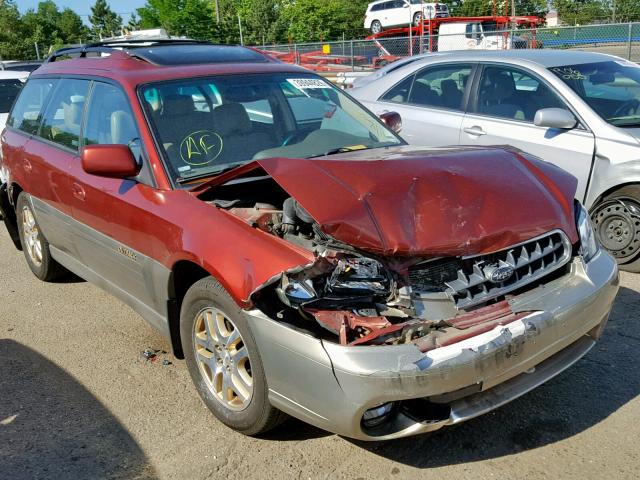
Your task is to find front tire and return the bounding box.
[370,20,383,34]
[591,185,640,272]
[413,12,423,27]
[180,277,287,435]
[16,193,67,281]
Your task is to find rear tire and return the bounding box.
[370,20,383,34]
[180,276,287,435]
[413,12,423,27]
[16,193,67,281]
[591,185,640,273]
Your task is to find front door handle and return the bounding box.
[463,126,487,136]
[23,159,32,173]
[72,182,86,201]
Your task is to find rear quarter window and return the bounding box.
[7,79,56,135]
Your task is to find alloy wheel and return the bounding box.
[21,205,43,267]
[192,307,253,411]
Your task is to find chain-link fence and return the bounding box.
[257,22,640,74]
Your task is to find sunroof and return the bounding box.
[129,44,268,66]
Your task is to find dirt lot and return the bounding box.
[1,227,639,480]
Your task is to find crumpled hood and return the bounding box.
[197,146,579,256]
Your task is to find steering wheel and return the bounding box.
[281,131,307,147]
[612,98,640,118]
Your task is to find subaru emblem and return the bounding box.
[486,265,515,283]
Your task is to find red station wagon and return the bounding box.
[0,40,619,440]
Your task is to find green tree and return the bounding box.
[90,0,123,38]
[58,8,88,43]
[554,0,608,25]
[238,0,284,45]
[0,0,34,60]
[451,0,547,17]
[275,0,371,43]
[608,0,640,22]
[127,12,142,31]
[137,0,218,40]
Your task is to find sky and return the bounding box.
[17,0,148,24]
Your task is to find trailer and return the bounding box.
[367,15,544,56]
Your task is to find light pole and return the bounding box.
[215,0,220,23]
[238,13,244,45]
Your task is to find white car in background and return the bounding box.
[0,70,29,183]
[364,0,449,34]
[0,70,28,131]
[351,50,640,271]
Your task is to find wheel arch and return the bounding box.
[0,181,23,250]
[166,259,243,359]
[587,181,640,212]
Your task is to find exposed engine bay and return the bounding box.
[202,174,572,349]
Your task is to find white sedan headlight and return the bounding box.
[575,202,599,262]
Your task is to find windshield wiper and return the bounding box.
[176,162,247,184]
[306,146,371,159]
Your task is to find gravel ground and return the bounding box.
[1,227,639,480]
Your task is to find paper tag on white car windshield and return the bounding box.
[615,60,639,68]
[287,78,331,90]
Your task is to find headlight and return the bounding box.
[575,202,599,262]
[327,257,391,296]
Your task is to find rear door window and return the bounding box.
[381,64,472,111]
[39,79,90,150]
[7,79,56,135]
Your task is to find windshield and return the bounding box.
[549,60,640,127]
[139,73,402,184]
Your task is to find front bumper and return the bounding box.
[246,251,619,440]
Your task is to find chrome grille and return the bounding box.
[409,230,573,310]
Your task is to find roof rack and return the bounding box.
[44,40,271,67]
[44,39,212,63]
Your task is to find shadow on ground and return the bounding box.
[0,339,157,480]
[347,285,640,467]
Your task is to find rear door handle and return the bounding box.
[463,126,487,136]
[72,182,86,201]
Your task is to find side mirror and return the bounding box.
[81,144,140,178]
[534,108,577,130]
[379,111,402,133]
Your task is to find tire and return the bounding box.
[370,20,383,34]
[591,185,640,273]
[16,192,67,281]
[180,276,287,435]
[413,12,422,27]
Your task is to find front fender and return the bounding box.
[585,156,640,208]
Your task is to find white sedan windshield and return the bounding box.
[550,60,640,128]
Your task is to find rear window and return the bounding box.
[0,79,23,114]
[7,79,56,135]
[39,79,90,150]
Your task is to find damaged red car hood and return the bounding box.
[195,146,578,256]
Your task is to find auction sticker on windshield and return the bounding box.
[287,78,331,89]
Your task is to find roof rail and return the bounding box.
[45,39,212,63]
